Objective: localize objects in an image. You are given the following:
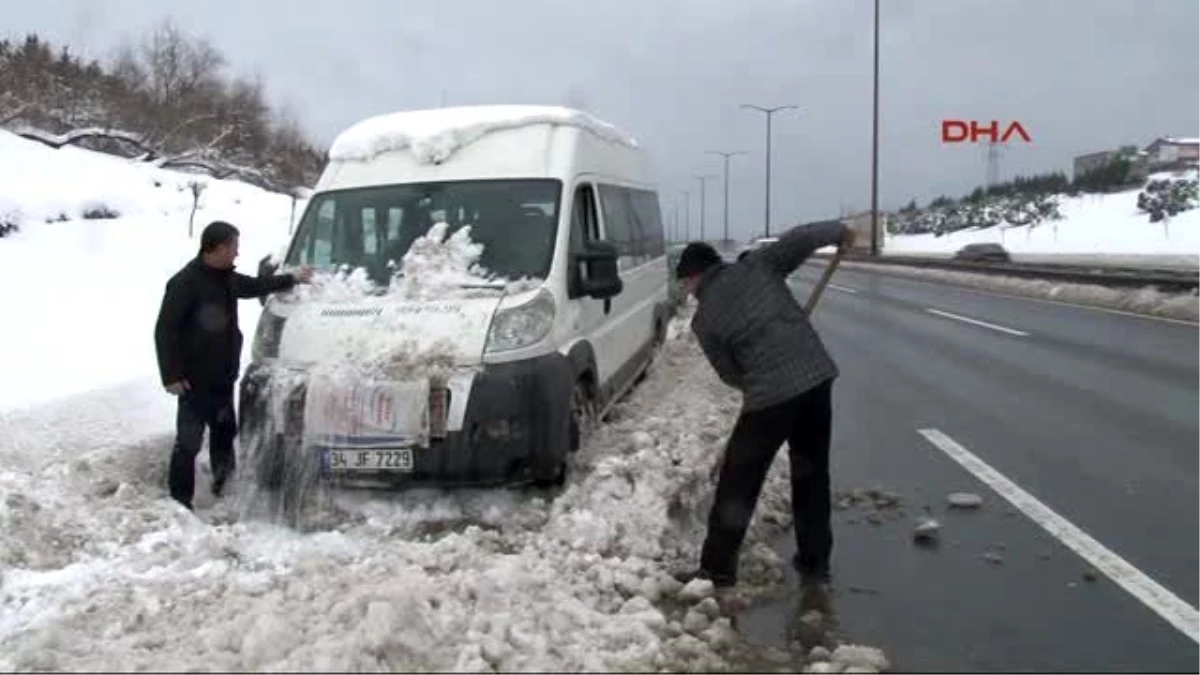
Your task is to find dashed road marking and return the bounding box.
[925,308,1030,337]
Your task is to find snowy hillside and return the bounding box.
[885,171,1200,263]
[0,129,296,410]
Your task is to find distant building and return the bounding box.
[1072,144,1140,181]
[1143,136,1200,168]
[1073,150,1119,181]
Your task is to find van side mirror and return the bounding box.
[576,240,623,300]
[257,255,278,306]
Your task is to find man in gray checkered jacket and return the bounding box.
[672,220,855,589]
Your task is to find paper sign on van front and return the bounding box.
[303,378,431,446]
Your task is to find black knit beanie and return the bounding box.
[674,242,722,279]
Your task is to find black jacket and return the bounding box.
[690,221,847,411]
[154,256,296,397]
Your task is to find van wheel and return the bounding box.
[531,459,568,490]
[569,378,598,452]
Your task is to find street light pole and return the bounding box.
[680,189,692,240]
[706,150,747,249]
[870,0,881,256]
[693,174,717,242]
[741,103,798,238]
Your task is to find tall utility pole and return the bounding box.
[706,150,747,249]
[680,189,692,240]
[693,174,717,242]
[984,140,1003,194]
[869,0,881,256]
[671,200,681,243]
[741,103,798,238]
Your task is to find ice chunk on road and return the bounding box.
[833,644,890,672]
[947,491,984,509]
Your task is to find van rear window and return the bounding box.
[286,179,562,284]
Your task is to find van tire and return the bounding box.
[531,458,568,489]
[569,377,598,453]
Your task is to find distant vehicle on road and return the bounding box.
[736,236,779,261]
[954,243,1011,263]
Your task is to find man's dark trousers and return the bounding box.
[700,379,834,581]
[168,388,237,510]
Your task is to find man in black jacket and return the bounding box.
[154,220,312,510]
[673,221,854,589]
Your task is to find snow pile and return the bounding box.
[390,221,494,299]
[838,258,1199,322]
[282,221,528,306]
[327,105,639,164]
[0,304,885,672]
[0,131,294,411]
[887,171,1200,258]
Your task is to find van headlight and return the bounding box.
[485,288,556,354]
[251,310,287,361]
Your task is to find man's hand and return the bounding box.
[165,380,190,396]
[292,266,314,284]
[838,227,857,252]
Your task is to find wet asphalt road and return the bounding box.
[737,263,1199,672]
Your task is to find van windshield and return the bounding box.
[285,179,562,285]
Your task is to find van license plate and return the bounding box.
[328,448,414,472]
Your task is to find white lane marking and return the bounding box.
[925,308,1030,336]
[829,284,859,294]
[918,428,1200,644]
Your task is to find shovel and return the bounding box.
[805,248,845,315]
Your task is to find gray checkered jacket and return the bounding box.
[690,221,847,412]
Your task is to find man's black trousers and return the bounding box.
[700,379,834,581]
[168,389,237,510]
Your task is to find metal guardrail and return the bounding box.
[809,251,1200,293]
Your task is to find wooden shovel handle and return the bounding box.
[805,249,844,314]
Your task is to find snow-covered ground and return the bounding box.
[0,129,295,410]
[0,130,887,671]
[885,173,1200,265]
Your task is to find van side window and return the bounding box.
[597,184,635,269]
[569,183,600,297]
[629,189,665,259]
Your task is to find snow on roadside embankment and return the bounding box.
[884,172,1200,259]
[0,129,294,410]
[830,259,1199,322]
[0,303,882,673]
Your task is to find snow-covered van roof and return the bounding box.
[327,105,640,165]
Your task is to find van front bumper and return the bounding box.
[238,352,573,488]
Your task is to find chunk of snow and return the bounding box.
[947,492,984,509]
[328,105,639,164]
[832,644,890,672]
[809,646,832,662]
[682,608,710,634]
[913,518,941,544]
[678,578,715,602]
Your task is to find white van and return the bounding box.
[240,106,672,491]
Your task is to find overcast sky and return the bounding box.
[10,0,1200,240]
